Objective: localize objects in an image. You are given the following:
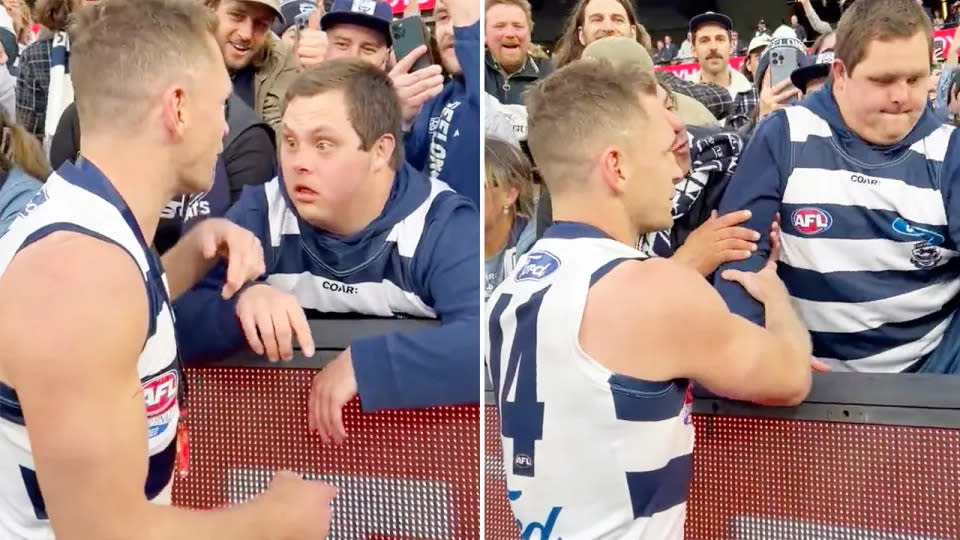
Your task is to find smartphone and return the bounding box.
[391,16,435,72]
[768,37,804,88]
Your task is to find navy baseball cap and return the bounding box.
[689,11,733,36]
[321,0,393,46]
[791,49,835,93]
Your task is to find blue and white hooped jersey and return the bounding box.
[0,160,180,539]
[779,107,960,372]
[260,176,449,319]
[486,222,695,540]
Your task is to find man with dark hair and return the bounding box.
[688,11,758,130]
[0,0,336,536]
[175,59,481,444]
[715,0,960,374]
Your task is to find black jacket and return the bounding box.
[484,50,552,106]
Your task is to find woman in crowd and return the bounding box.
[0,108,49,236]
[484,136,537,298]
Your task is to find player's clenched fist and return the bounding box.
[261,470,337,538]
[235,284,316,362]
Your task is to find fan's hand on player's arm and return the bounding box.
[162,218,265,300]
[672,209,758,276]
[389,45,444,124]
[235,284,316,362]
[308,349,357,444]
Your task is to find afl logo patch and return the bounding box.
[516,251,561,282]
[791,208,833,235]
[143,370,179,417]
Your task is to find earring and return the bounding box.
[503,205,511,214]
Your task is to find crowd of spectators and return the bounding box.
[485,0,960,375]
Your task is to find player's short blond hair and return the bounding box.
[525,58,658,194]
[69,0,219,135]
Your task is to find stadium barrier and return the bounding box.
[485,373,960,539]
[171,318,481,540]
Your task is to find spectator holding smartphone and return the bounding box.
[404,0,481,206]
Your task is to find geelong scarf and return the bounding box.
[639,127,744,258]
[43,31,73,158]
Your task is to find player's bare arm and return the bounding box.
[580,257,813,407]
[0,233,332,540]
[161,218,266,301]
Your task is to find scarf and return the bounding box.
[44,31,73,158]
[639,127,744,257]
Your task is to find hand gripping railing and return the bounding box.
[171,318,480,540]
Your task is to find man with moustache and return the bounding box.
[484,0,552,106]
[687,11,757,130]
[206,0,298,131]
[714,0,960,374]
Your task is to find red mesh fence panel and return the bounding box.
[484,405,960,539]
[484,404,521,539]
[171,367,480,539]
[688,414,960,540]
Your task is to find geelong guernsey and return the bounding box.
[715,82,960,373]
[174,163,481,413]
[0,159,180,539]
[486,222,694,540]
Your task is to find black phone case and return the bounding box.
[391,16,434,72]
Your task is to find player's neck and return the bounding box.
[551,196,639,247]
[79,136,177,246]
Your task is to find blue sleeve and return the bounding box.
[0,177,41,236]
[711,112,791,325]
[939,130,960,248]
[404,104,432,171]
[349,194,481,412]
[453,22,481,110]
[173,184,272,362]
[403,21,480,173]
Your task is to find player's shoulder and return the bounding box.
[0,231,150,392]
[589,257,717,316]
[595,256,703,289]
[4,230,145,305]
